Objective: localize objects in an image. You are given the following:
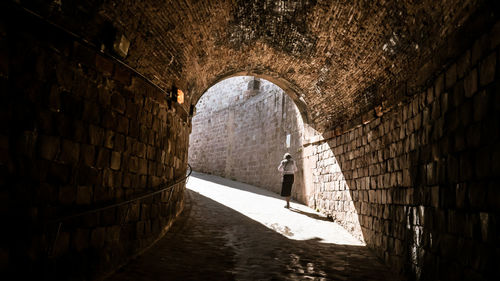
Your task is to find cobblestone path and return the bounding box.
[107,172,401,281]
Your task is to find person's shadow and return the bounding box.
[288,207,333,222]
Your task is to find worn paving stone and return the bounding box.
[107,172,401,281]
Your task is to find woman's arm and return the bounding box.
[277,161,284,172]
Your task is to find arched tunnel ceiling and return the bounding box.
[21,0,492,131]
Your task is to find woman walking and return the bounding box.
[277,153,298,209]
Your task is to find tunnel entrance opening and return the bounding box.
[187,76,365,244]
[188,76,305,199]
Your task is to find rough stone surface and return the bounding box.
[10,0,497,132]
[302,28,500,279]
[1,7,190,281]
[1,1,499,281]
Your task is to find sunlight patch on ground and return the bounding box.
[187,172,365,246]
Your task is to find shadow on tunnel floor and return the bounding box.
[106,186,401,281]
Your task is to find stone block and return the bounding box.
[106,225,121,243]
[458,151,474,181]
[90,227,106,248]
[116,116,129,134]
[80,144,95,166]
[48,162,70,184]
[60,91,82,118]
[473,91,489,121]
[430,186,439,208]
[111,93,126,114]
[111,151,121,170]
[73,120,87,142]
[126,101,140,119]
[83,101,101,124]
[468,183,486,209]
[59,185,76,205]
[76,185,92,205]
[493,145,500,175]
[52,231,70,257]
[452,80,465,108]
[95,55,114,76]
[113,65,131,85]
[89,125,104,146]
[56,62,74,91]
[60,139,80,164]
[445,63,457,89]
[129,156,139,173]
[72,228,90,252]
[102,111,117,129]
[104,130,115,149]
[136,221,145,236]
[39,135,60,160]
[479,52,496,86]
[96,148,110,169]
[101,208,116,225]
[139,158,148,175]
[136,142,146,157]
[457,50,471,78]
[464,68,478,98]
[475,147,491,179]
[487,182,500,211]
[471,34,489,65]
[114,134,126,152]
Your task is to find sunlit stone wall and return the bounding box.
[188,77,306,201]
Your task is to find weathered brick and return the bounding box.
[95,55,114,76]
[39,135,60,160]
[457,50,471,79]
[80,144,95,166]
[90,227,106,248]
[104,130,115,149]
[111,93,126,114]
[473,90,489,122]
[89,125,104,146]
[48,162,70,184]
[479,52,496,86]
[60,139,80,164]
[129,156,139,173]
[76,185,92,205]
[113,64,131,85]
[52,231,70,257]
[445,63,457,89]
[464,68,478,98]
[114,133,126,152]
[82,101,100,124]
[72,228,90,252]
[111,151,121,170]
[116,116,129,134]
[96,148,110,169]
[59,185,76,205]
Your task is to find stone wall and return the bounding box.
[0,8,189,280]
[189,77,306,200]
[305,20,500,280]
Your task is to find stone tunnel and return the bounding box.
[1,0,499,280]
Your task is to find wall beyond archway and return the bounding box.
[189,76,309,203]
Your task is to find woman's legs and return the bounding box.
[282,174,294,208]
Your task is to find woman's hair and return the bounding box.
[283,153,292,160]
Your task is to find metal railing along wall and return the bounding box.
[45,164,192,258]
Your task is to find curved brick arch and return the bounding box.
[2,1,500,280]
[194,70,311,125]
[14,0,491,132]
